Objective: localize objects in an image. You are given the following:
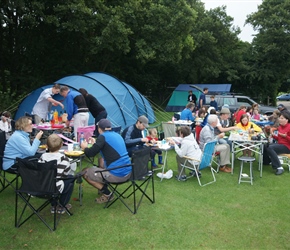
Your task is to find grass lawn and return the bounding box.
[1,150,290,249]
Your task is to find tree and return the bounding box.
[246,0,290,103]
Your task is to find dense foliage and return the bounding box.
[1,0,289,112]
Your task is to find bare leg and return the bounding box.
[82,170,104,190]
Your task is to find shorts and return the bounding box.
[85,166,131,183]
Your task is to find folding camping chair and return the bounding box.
[179,140,218,186]
[0,131,19,193]
[15,158,73,231]
[95,146,154,214]
[161,122,176,138]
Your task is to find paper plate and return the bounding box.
[64,150,84,157]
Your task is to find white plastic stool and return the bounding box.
[238,156,255,185]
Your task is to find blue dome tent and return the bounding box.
[14,72,155,130]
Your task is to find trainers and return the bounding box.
[57,207,66,214]
[189,170,202,177]
[219,166,231,173]
[65,204,72,210]
[175,175,187,181]
[275,168,284,175]
[50,206,57,214]
[95,193,115,204]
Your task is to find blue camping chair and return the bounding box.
[179,140,217,186]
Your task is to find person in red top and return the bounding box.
[263,112,290,175]
[146,128,163,167]
[234,105,247,125]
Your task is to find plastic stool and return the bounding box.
[238,156,255,185]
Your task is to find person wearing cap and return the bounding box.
[199,114,232,173]
[60,86,89,141]
[277,104,290,117]
[121,115,150,157]
[214,107,238,145]
[80,119,131,203]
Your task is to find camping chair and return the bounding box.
[0,131,19,194]
[161,122,176,139]
[15,158,73,231]
[95,146,154,214]
[179,140,217,186]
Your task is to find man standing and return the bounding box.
[121,115,149,157]
[32,84,64,124]
[78,88,107,137]
[80,119,131,203]
[60,86,89,141]
[199,114,231,173]
[198,87,209,109]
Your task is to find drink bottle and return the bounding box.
[79,132,85,145]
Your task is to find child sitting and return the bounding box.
[146,128,163,167]
[251,108,261,120]
[39,134,76,214]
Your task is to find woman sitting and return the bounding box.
[263,112,290,175]
[236,114,262,156]
[3,116,43,173]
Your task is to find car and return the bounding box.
[205,94,276,115]
[277,94,290,101]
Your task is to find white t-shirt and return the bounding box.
[32,88,54,120]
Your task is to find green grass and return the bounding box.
[1,152,290,249]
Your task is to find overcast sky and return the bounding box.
[202,0,263,42]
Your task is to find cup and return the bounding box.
[67,143,73,151]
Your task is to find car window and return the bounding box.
[236,97,254,107]
[222,97,235,106]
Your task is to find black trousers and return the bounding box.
[263,143,290,169]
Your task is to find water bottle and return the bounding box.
[50,110,54,121]
[79,132,85,145]
[162,139,166,145]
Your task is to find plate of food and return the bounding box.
[39,144,47,149]
[64,150,84,157]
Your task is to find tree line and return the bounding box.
[1,0,290,112]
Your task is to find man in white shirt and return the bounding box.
[32,84,64,124]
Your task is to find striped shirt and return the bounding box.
[39,152,72,193]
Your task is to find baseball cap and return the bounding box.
[98,119,112,130]
[277,104,285,109]
[138,115,149,128]
[220,108,231,114]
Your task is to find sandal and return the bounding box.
[95,193,114,204]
